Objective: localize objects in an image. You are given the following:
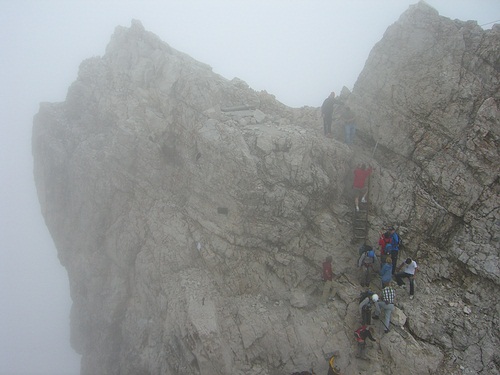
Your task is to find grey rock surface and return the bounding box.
[33,3,499,375]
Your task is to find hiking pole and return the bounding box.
[371,140,379,157]
[380,318,390,331]
[376,306,395,334]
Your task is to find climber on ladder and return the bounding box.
[351,163,372,244]
[352,163,372,212]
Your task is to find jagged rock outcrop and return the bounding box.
[347,3,500,374]
[32,3,499,375]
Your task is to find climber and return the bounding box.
[388,226,400,274]
[378,229,391,263]
[373,282,396,333]
[354,325,376,360]
[342,105,356,145]
[326,350,342,375]
[359,293,378,325]
[322,256,335,303]
[357,245,378,287]
[379,256,393,288]
[321,91,336,138]
[352,164,372,211]
[395,257,418,299]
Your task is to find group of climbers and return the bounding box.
[377,227,418,298]
[351,168,418,360]
[295,94,419,372]
[320,92,356,146]
[345,165,420,363]
[352,281,397,360]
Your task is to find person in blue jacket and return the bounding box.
[379,257,393,288]
[389,227,400,274]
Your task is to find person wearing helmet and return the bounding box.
[359,292,379,325]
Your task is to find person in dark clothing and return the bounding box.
[321,92,336,137]
[354,326,376,359]
[359,293,378,325]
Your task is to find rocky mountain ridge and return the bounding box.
[32,2,499,374]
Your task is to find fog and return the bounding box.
[0,1,497,374]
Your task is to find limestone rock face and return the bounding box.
[33,4,499,375]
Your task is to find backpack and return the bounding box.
[397,233,403,248]
[358,244,373,255]
[384,243,393,255]
[359,290,374,303]
[360,249,375,265]
[354,325,368,342]
[391,231,403,249]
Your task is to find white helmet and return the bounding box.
[371,294,379,302]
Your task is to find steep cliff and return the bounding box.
[32,3,499,375]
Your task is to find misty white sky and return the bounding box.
[0,1,498,374]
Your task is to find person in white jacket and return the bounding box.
[395,257,418,299]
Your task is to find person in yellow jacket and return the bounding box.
[326,350,342,375]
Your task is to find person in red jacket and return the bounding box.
[378,230,391,263]
[352,164,372,211]
[322,256,335,303]
[354,325,376,360]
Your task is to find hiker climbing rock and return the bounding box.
[358,245,378,287]
[326,350,342,375]
[378,229,391,263]
[395,257,418,299]
[359,292,378,325]
[322,256,335,303]
[373,282,396,333]
[388,226,401,274]
[352,164,372,212]
[321,92,336,138]
[354,325,376,360]
[379,257,393,288]
[342,105,356,145]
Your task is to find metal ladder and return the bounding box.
[353,176,371,244]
